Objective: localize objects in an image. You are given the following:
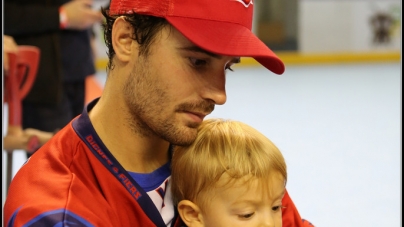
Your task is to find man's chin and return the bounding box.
[169,127,198,146]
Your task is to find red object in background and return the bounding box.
[4,46,40,128]
[4,46,41,196]
[4,46,41,153]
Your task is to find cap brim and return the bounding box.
[165,16,285,75]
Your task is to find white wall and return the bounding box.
[299,1,401,53]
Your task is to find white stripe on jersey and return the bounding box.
[146,176,174,227]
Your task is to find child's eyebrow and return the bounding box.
[276,189,286,200]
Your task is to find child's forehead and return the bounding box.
[214,172,285,192]
[208,172,286,203]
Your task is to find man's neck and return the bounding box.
[88,96,170,173]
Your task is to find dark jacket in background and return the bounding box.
[4,0,96,106]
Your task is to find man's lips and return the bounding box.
[183,111,208,123]
[177,102,214,123]
[190,111,208,119]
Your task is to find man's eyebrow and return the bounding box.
[178,45,221,59]
[232,57,241,64]
[178,45,241,64]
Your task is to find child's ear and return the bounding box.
[177,200,204,227]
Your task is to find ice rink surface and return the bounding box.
[3,62,401,226]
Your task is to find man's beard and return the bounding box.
[122,55,213,146]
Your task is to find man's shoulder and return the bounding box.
[45,121,89,154]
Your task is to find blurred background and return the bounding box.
[3,0,401,226]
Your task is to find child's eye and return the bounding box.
[238,212,255,219]
[189,58,207,67]
[272,205,286,211]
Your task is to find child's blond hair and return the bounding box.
[171,118,287,209]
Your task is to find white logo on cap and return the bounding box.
[233,0,253,8]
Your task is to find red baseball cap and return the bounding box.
[109,0,285,75]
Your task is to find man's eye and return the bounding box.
[238,213,254,219]
[189,58,207,67]
[225,65,234,71]
[225,58,240,71]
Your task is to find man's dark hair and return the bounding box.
[101,8,169,70]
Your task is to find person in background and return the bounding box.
[4,0,313,226]
[171,118,288,227]
[4,0,103,156]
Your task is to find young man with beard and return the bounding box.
[4,0,313,226]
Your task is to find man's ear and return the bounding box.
[111,16,137,63]
[178,200,204,227]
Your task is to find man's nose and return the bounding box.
[201,70,227,105]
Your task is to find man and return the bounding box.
[4,0,313,226]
